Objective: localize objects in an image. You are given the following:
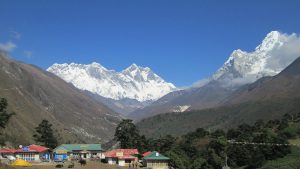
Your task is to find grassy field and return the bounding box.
[288,138,300,145]
[2,161,142,169]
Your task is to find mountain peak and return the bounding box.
[266,31,281,39]
[255,31,285,52]
[125,63,140,72]
[125,63,151,72]
[90,62,103,67]
[211,31,299,87]
[47,62,176,102]
[130,63,138,68]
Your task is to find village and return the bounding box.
[1,0,300,168]
[0,144,170,169]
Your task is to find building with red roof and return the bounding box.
[15,145,49,153]
[142,151,151,157]
[0,148,16,159]
[15,145,50,162]
[0,148,16,154]
[104,149,139,166]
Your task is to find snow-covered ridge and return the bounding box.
[211,31,300,86]
[47,62,176,102]
[172,105,190,113]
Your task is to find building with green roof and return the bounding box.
[53,144,102,161]
[143,151,169,169]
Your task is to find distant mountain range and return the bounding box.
[129,31,300,120]
[1,30,300,145]
[47,31,300,120]
[47,62,176,115]
[0,52,121,145]
[137,57,300,138]
[47,63,176,102]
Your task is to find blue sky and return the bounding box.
[0,0,300,86]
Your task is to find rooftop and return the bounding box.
[142,151,151,157]
[143,151,169,160]
[104,149,139,159]
[15,145,49,153]
[0,148,17,153]
[54,144,102,153]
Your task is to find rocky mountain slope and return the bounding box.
[212,31,291,86]
[224,56,300,104]
[130,31,300,120]
[85,91,148,116]
[137,57,300,138]
[0,52,121,145]
[129,81,234,120]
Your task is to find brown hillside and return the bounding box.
[0,52,121,146]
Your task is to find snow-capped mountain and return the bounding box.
[130,31,300,120]
[211,31,300,87]
[47,62,176,102]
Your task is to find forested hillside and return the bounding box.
[137,57,300,138]
[116,113,300,169]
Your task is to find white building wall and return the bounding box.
[15,153,40,162]
[97,152,104,159]
[34,154,40,162]
[107,158,117,165]
[118,159,125,166]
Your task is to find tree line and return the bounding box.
[1,96,298,168]
[114,113,300,169]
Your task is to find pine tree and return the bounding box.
[0,98,14,129]
[33,119,58,149]
[114,119,140,148]
[0,98,15,145]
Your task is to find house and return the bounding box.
[142,151,151,157]
[104,149,139,166]
[143,151,169,169]
[53,144,102,161]
[0,148,16,159]
[15,145,50,162]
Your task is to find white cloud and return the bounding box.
[23,50,33,59]
[266,33,300,72]
[191,78,210,88]
[0,41,17,52]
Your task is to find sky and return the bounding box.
[0,0,300,87]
